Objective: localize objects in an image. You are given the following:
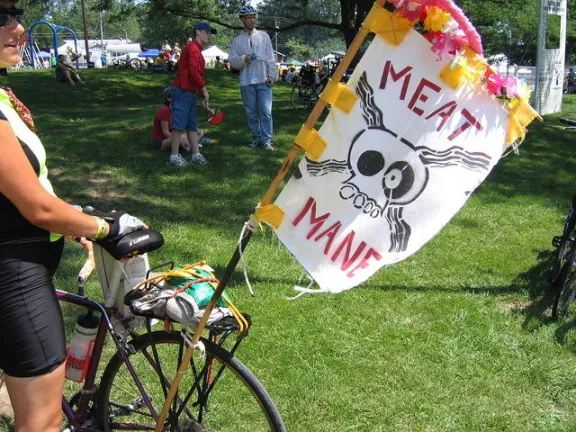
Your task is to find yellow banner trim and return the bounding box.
[253,204,285,229]
[295,125,328,161]
[439,60,467,90]
[365,4,413,45]
[506,98,542,146]
[319,80,358,113]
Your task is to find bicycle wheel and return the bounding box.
[291,84,312,110]
[129,58,142,70]
[551,234,574,285]
[554,260,576,318]
[97,330,285,432]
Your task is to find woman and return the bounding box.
[0,2,145,430]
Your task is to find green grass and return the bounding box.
[3,67,576,431]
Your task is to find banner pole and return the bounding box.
[154,2,385,429]
[153,231,253,431]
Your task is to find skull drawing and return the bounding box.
[300,71,492,253]
[341,127,430,219]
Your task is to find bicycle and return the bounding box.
[0,226,285,431]
[290,55,350,112]
[551,193,576,318]
[110,56,142,70]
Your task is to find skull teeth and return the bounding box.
[339,184,384,218]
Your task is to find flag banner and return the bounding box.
[266,1,540,294]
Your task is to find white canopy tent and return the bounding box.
[56,39,141,67]
[106,43,142,54]
[202,45,228,63]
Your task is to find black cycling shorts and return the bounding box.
[0,239,66,378]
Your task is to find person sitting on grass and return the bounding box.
[152,86,206,152]
[55,54,84,86]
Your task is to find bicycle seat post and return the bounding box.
[77,275,85,297]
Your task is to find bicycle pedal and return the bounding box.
[552,236,564,247]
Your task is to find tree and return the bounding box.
[285,37,312,59]
[22,0,576,67]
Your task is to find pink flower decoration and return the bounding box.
[399,3,428,22]
[424,30,442,43]
[429,33,454,60]
[486,72,518,97]
[450,33,468,52]
[420,0,483,55]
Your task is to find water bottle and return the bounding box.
[65,311,99,382]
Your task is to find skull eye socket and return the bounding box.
[383,161,414,199]
[356,150,385,177]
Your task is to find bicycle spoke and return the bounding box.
[98,331,285,431]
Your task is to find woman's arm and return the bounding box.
[0,121,109,239]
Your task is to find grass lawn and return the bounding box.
[3,67,576,431]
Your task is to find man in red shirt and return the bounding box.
[168,22,215,166]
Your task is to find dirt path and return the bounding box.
[0,384,13,418]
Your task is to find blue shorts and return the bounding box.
[171,87,198,132]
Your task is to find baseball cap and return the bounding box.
[163,86,173,98]
[193,22,217,34]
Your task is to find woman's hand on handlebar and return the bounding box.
[82,207,147,241]
[100,211,147,241]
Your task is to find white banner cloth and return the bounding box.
[272,29,509,293]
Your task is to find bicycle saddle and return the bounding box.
[95,229,164,260]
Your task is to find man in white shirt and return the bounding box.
[229,5,278,150]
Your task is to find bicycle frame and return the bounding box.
[56,289,243,431]
[57,289,161,432]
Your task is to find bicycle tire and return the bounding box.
[551,206,576,285]
[291,84,312,110]
[553,259,576,318]
[97,330,285,432]
[129,58,142,70]
[551,235,574,285]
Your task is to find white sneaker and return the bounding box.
[189,153,208,165]
[248,139,261,148]
[261,141,274,150]
[168,154,188,166]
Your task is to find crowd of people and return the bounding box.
[152,5,277,167]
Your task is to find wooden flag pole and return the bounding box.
[154,2,386,430]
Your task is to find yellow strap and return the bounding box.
[253,204,285,229]
[439,59,468,90]
[463,47,487,71]
[319,80,358,113]
[506,98,542,146]
[294,125,328,160]
[365,4,413,45]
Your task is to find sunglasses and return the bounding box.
[0,8,23,27]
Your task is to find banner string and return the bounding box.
[238,217,259,296]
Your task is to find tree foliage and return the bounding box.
[18,0,576,66]
[21,0,141,47]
